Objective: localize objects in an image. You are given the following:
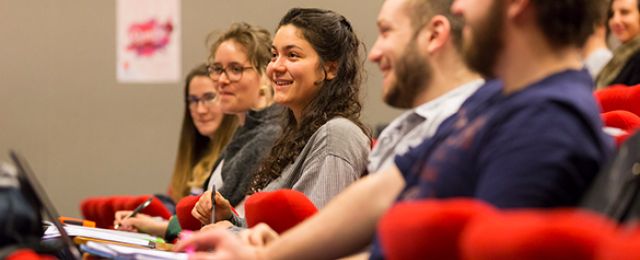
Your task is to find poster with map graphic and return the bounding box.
[116,0,181,83]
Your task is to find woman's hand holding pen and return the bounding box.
[113,211,168,237]
[192,190,233,224]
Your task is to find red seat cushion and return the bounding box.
[6,249,56,260]
[601,110,640,147]
[378,199,496,260]
[602,110,640,131]
[595,84,640,116]
[175,195,202,231]
[462,209,616,260]
[81,195,171,229]
[597,225,640,260]
[244,190,318,234]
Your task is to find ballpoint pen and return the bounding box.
[210,184,216,224]
[114,196,154,229]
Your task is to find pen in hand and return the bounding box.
[210,184,216,224]
[114,196,154,229]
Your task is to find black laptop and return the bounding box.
[10,150,82,259]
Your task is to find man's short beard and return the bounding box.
[385,40,432,109]
[462,0,505,79]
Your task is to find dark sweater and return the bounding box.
[610,50,640,87]
[166,105,283,241]
[209,105,283,206]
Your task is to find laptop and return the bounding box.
[9,150,82,259]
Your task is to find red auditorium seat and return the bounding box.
[597,225,640,260]
[601,110,640,147]
[377,199,496,260]
[80,195,171,229]
[6,249,55,260]
[245,190,318,234]
[461,209,617,260]
[175,195,203,231]
[594,84,640,116]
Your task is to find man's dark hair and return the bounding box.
[594,0,610,26]
[531,0,601,48]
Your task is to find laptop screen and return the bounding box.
[10,150,82,259]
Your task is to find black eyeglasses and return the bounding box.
[207,63,254,83]
[187,92,217,109]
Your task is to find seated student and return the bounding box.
[84,64,237,219]
[596,0,640,88]
[366,0,483,173]
[114,22,282,239]
[168,64,238,204]
[173,0,613,259]
[581,0,612,80]
[190,8,372,226]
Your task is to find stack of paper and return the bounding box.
[43,223,163,247]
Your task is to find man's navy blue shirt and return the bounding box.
[370,69,613,259]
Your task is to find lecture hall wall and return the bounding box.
[0,0,399,217]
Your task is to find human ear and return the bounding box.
[323,61,338,80]
[425,15,452,54]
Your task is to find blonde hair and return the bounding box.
[206,22,272,75]
[169,64,238,202]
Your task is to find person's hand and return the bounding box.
[239,223,279,247]
[201,220,234,233]
[174,229,263,260]
[113,211,168,237]
[192,191,233,225]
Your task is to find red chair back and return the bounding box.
[80,195,171,229]
[175,195,203,231]
[594,84,640,116]
[378,199,495,260]
[597,225,640,260]
[461,209,616,260]
[244,190,318,234]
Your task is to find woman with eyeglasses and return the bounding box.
[169,64,239,204]
[110,64,237,235]
[114,23,283,240]
[191,8,371,228]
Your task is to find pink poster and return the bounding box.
[117,0,181,83]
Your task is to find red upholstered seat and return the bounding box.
[6,249,56,260]
[461,209,617,260]
[597,225,640,260]
[80,197,101,226]
[80,195,171,229]
[602,110,640,130]
[175,195,203,231]
[601,110,640,147]
[377,199,496,260]
[594,84,640,116]
[96,198,116,228]
[245,190,318,234]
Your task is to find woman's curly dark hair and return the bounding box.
[249,8,371,193]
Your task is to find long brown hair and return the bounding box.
[249,8,371,193]
[169,64,238,202]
